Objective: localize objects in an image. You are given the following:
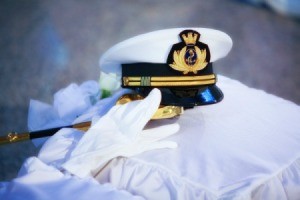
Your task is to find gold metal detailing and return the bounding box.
[152,106,183,119]
[123,77,129,86]
[116,94,144,105]
[72,121,92,132]
[116,94,183,119]
[169,46,208,74]
[123,74,215,87]
[0,132,30,145]
[182,32,198,45]
[0,122,92,146]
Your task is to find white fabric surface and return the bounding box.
[1,75,300,199]
[93,76,300,199]
[99,28,232,75]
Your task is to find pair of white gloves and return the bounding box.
[39,88,179,178]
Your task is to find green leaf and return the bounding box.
[101,89,112,99]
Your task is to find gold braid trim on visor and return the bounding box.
[123,74,216,87]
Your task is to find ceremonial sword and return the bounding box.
[0,121,91,145]
[0,94,183,145]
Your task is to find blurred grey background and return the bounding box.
[0,0,299,181]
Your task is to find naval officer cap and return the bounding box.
[100,28,232,108]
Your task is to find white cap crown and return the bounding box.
[100,28,233,75]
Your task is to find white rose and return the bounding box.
[99,71,121,98]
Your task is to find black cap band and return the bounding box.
[121,62,222,108]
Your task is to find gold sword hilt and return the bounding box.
[0,121,92,145]
[0,132,30,145]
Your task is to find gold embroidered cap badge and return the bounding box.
[168,30,210,74]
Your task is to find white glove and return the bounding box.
[62,88,179,178]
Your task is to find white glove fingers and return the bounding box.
[102,89,161,134]
[140,123,180,141]
[121,88,161,131]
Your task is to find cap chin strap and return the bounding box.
[116,94,183,119]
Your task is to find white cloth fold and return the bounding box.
[0,157,144,200]
[28,81,100,146]
[38,128,83,169]
[27,80,130,147]
[94,156,300,200]
[28,81,100,130]
[62,88,179,178]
